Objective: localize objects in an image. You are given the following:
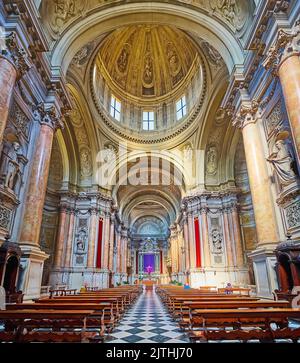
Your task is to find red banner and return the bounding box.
[136,251,139,274]
[194,217,202,268]
[96,219,103,268]
[160,250,163,274]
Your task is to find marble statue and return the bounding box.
[75,230,86,254]
[4,142,21,191]
[267,133,297,186]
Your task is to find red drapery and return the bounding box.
[194,217,202,268]
[96,219,103,268]
[136,251,139,274]
[160,250,163,274]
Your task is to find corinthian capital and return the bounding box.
[33,103,64,131]
[263,24,300,74]
[233,101,260,129]
[1,32,30,78]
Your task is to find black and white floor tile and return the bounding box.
[106,290,189,343]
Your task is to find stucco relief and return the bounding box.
[0,205,11,230]
[80,148,93,177]
[72,41,95,67]
[68,92,93,179]
[206,144,218,176]
[210,0,247,30]
[200,40,223,69]
[265,101,283,137]
[286,201,300,229]
[42,0,250,40]
[45,0,88,34]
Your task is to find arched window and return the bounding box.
[176,96,187,120]
[143,111,155,130]
[110,95,121,121]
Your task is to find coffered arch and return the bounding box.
[48,3,250,76]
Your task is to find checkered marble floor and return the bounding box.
[106,290,189,343]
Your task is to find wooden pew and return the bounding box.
[6,302,112,338]
[217,287,251,296]
[0,309,100,343]
[167,296,259,318]
[178,300,290,330]
[35,297,121,326]
[188,308,300,343]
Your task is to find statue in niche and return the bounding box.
[267,131,297,187]
[3,142,21,192]
[75,230,87,255]
[211,229,223,254]
[206,145,218,175]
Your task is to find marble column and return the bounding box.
[53,205,68,268]
[116,227,121,273]
[278,55,300,161]
[235,107,279,246]
[231,206,245,267]
[87,208,98,268]
[223,210,234,267]
[108,214,115,271]
[183,213,190,271]
[102,212,110,269]
[200,208,211,267]
[177,225,183,272]
[19,104,63,246]
[64,210,75,268]
[264,29,300,161]
[187,212,196,269]
[0,33,29,145]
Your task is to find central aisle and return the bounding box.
[108,290,189,343]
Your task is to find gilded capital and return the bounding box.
[263,25,300,74]
[33,103,64,131]
[233,101,260,129]
[1,32,30,78]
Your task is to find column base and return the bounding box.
[189,267,250,289]
[18,245,49,300]
[248,246,279,298]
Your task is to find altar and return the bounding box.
[143,279,156,290]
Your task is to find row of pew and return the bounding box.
[0,285,142,343]
[156,285,300,343]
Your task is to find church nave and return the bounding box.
[107,290,189,344]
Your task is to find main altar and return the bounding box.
[137,238,161,281]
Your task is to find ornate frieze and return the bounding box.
[0,205,11,230]
[285,201,300,229]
